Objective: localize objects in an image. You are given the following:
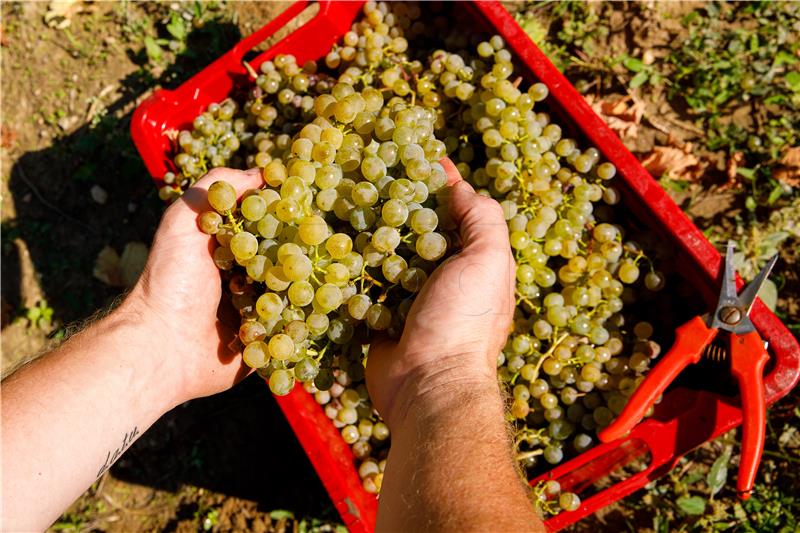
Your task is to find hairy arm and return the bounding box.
[1,168,262,531]
[0,300,177,530]
[379,376,540,532]
[367,159,544,532]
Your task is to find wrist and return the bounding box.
[384,351,500,429]
[114,290,188,410]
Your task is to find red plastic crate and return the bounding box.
[131,2,800,531]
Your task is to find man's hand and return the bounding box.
[128,167,263,403]
[366,158,515,428]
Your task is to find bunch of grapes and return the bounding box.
[200,92,452,396]
[163,1,671,517]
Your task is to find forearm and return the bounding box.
[1,298,180,531]
[377,376,543,533]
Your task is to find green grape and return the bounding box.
[372,226,401,253]
[366,303,392,330]
[618,261,640,284]
[315,283,343,311]
[229,231,258,261]
[326,233,353,259]
[381,199,409,227]
[347,294,372,320]
[198,211,223,234]
[282,253,312,281]
[268,333,295,361]
[208,181,237,213]
[409,208,438,234]
[415,231,446,260]
[559,492,581,512]
[256,292,284,319]
[298,215,329,245]
[381,254,408,283]
[241,195,267,221]
[243,341,270,369]
[269,369,296,395]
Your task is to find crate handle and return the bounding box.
[228,1,319,65]
[541,418,680,531]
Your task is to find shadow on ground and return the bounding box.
[2,13,336,523]
[113,377,336,520]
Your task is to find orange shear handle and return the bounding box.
[729,331,769,500]
[599,317,718,443]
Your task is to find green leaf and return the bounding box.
[749,34,759,53]
[737,167,757,180]
[677,495,707,515]
[630,71,649,88]
[143,36,162,62]
[684,471,704,485]
[623,56,645,72]
[707,446,732,497]
[774,50,798,67]
[785,71,800,92]
[166,12,186,41]
[269,510,294,520]
[745,196,757,211]
[768,184,784,204]
[520,17,548,45]
[758,278,778,312]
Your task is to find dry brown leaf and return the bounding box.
[774,146,800,188]
[780,146,800,168]
[1,124,17,148]
[93,246,122,287]
[641,145,704,180]
[93,242,149,288]
[44,0,82,29]
[720,151,745,190]
[119,242,149,288]
[585,95,645,143]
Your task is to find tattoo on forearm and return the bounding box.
[96,426,139,478]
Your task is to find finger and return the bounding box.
[440,156,470,188]
[364,334,398,387]
[439,158,508,255]
[192,167,263,196]
[170,167,263,218]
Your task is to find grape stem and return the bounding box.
[529,332,569,383]
[515,449,543,462]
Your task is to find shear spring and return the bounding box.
[704,342,728,361]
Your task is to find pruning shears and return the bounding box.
[599,241,778,500]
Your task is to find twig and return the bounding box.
[15,164,96,233]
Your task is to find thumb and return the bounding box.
[439,157,509,254]
[173,167,264,217]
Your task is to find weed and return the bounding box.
[668,2,800,208]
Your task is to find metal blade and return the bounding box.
[738,253,779,315]
[717,241,739,306]
[710,241,743,331]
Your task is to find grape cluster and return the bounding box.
[200,91,452,396]
[166,0,670,517]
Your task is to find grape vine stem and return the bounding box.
[15,164,96,233]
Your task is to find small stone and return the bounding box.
[90,185,108,204]
[57,115,78,131]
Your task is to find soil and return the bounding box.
[2,1,798,532]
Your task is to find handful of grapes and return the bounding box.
[168,0,670,516]
[199,97,453,396]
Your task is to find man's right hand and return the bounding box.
[366,157,515,429]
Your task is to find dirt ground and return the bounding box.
[1,1,798,532]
